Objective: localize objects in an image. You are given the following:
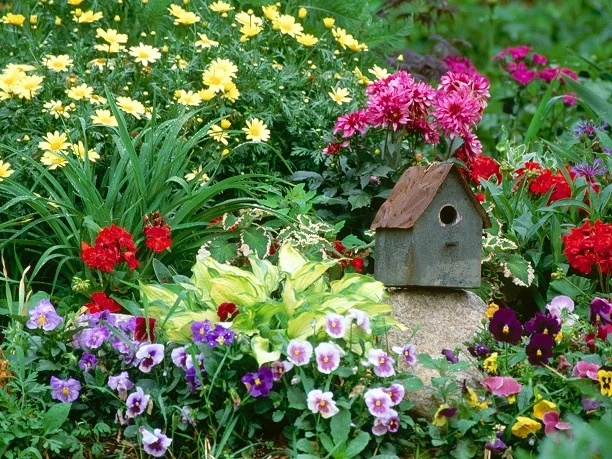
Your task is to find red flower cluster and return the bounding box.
[85,292,122,314]
[515,162,574,203]
[81,224,139,272]
[217,302,239,321]
[563,220,612,275]
[143,212,172,253]
[466,154,502,184]
[332,240,365,274]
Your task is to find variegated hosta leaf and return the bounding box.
[289,260,337,293]
[330,274,387,302]
[209,276,267,306]
[251,336,281,366]
[248,255,282,295]
[278,243,307,274]
[139,282,182,309]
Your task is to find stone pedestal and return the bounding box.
[384,288,487,415]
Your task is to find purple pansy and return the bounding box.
[82,326,110,349]
[488,308,523,343]
[526,333,554,366]
[26,299,63,331]
[141,428,172,457]
[135,343,165,373]
[241,366,274,397]
[372,411,400,436]
[467,343,491,358]
[50,376,81,403]
[126,386,150,418]
[78,353,98,372]
[442,348,459,364]
[368,349,395,377]
[590,297,612,325]
[485,435,507,455]
[205,324,235,347]
[392,344,417,365]
[382,383,405,405]
[581,396,600,412]
[306,389,339,418]
[108,371,134,399]
[190,320,211,343]
[347,308,371,334]
[572,361,600,380]
[524,312,561,337]
[171,346,188,369]
[364,388,393,417]
[271,361,294,381]
[314,342,345,374]
[325,313,348,339]
[286,339,313,366]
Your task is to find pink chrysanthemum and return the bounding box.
[443,55,478,75]
[438,72,490,111]
[434,89,482,136]
[333,109,369,138]
[454,130,483,161]
[407,81,437,119]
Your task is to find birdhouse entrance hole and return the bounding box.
[439,205,458,225]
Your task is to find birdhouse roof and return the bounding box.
[371,163,491,230]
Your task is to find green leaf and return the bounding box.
[330,409,351,446]
[456,419,478,435]
[287,386,307,410]
[278,243,307,274]
[347,192,371,210]
[43,403,71,433]
[251,336,281,366]
[208,239,238,263]
[272,410,285,422]
[296,439,317,455]
[499,253,534,287]
[345,431,370,458]
[524,79,558,144]
[242,227,270,258]
[565,78,612,125]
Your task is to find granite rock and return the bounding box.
[384,287,487,416]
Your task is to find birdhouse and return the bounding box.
[371,163,491,288]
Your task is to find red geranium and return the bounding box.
[563,220,612,275]
[217,302,239,321]
[85,292,122,314]
[349,257,365,273]
[143,212,172,253]
[81,224,139,272]
[515,162,574,203]
[468,154,501,183]
[134,317,156,342]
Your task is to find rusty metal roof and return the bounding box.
[371,163,491,229]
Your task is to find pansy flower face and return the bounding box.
[241,366,273,397]
[524,312,561,337]
[190,320,211,343]
[364,388,393,417]
[325,313,347,339]
[141,428,172,458]
[392,344,417,365]
[306,389,339,418]
[126,386,150,418]
[50,376,81,403]
[135,343,165,373]
[526,333,554,366]
[26,299,63,331]
[598,366,612,397]
[286,340,313,366]
[367,349,395,377]
[488,308,523,343]
[314,342,345,374]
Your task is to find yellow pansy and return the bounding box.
[533,400,558,420]
[511,417,541,438]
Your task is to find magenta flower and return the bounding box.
[241,366,274,397]
[141,428,172,457]
[190,320,211,342]
[82,326,110,349]
[590,298,612,325]
[434,88,482,136]
[271,361,293,381]
[392,344,417,365]
[368,349,395,378]
[510,62,538,85]
[50,376,81,403]
[315,342,345,374]
[78,353,98,371]
[563,93,578,106]
[488,308,522,344]
[542,411,571,437]
[438,72,490,110]
[524,312,561,337]
[364,388,393,417]
[135,343,165,373]
[325,313,347,339]
[372,411,400,436]
[170,346,188,369]
[526,333,554,366]
[532,53,548,65]
[347,309,371,334]
[382,383,405,405]
[26,299,63,331]
[572,361,600,380]
[482,376,522,397]
[286,339,313,366]
[306,389,339,418]
[539,67,560,82]
[126,386,150,418]
[333,109,369,138]
[493,45,532,61]
[108,371,133,399]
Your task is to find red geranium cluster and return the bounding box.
[85,292,122,314]
[81,224,139,272]
[332,240,365,273]
[462,152,501,185]
[563,220,612,275]
[515,161,574,203]
[143,212,172,253]
[493,45,578,104]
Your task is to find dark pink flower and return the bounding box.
[333,109,369,138]
[438,72,490,110]
[542,411,571,437]
[434,88,482,136]
[511,62,538,85]
[539,67,560,82]
[493,45,532,61]
[532,53,548,65]
[443,55,478,75]
[482,376,522,397]
[563,93,578,105]
[572,361,600,380]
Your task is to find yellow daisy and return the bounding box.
[296,34,318,47]
[68,0,84,5]
[67,83,94,101]
[222,81,240,102]
[240,23,262,42]
[328,87,351,105]
[70,141,100,162]
[0,159,14,181]
[323,17,335,28]
[353,67,371,85]
[368,65,389,80]
[168,4,200,25]
[197,88,216,101]
[242,118,270,143]
[235,11,263,27]
[43,100,72,119]
[209,1,234,13]
[261,5,279,21]
[195,33,219,49]
[43,54,74,72]
[184,165,209,186]
[40,152,68,170]
[12,75,44,100]
[2,13,26,26]
[207,124,229,145]
[174,89,202,106]
[74,10,104,24]
[95,28,128,53]
[91,109,118,126]
[273,15,303,37]
[129,43,162,67]
[39,131,70,152]
[116,96,145,119]
[89,94,107,105]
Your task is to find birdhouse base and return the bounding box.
[383,287,487,416]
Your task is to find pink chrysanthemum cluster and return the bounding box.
[328,69,490,162]
[493,45,578,104]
